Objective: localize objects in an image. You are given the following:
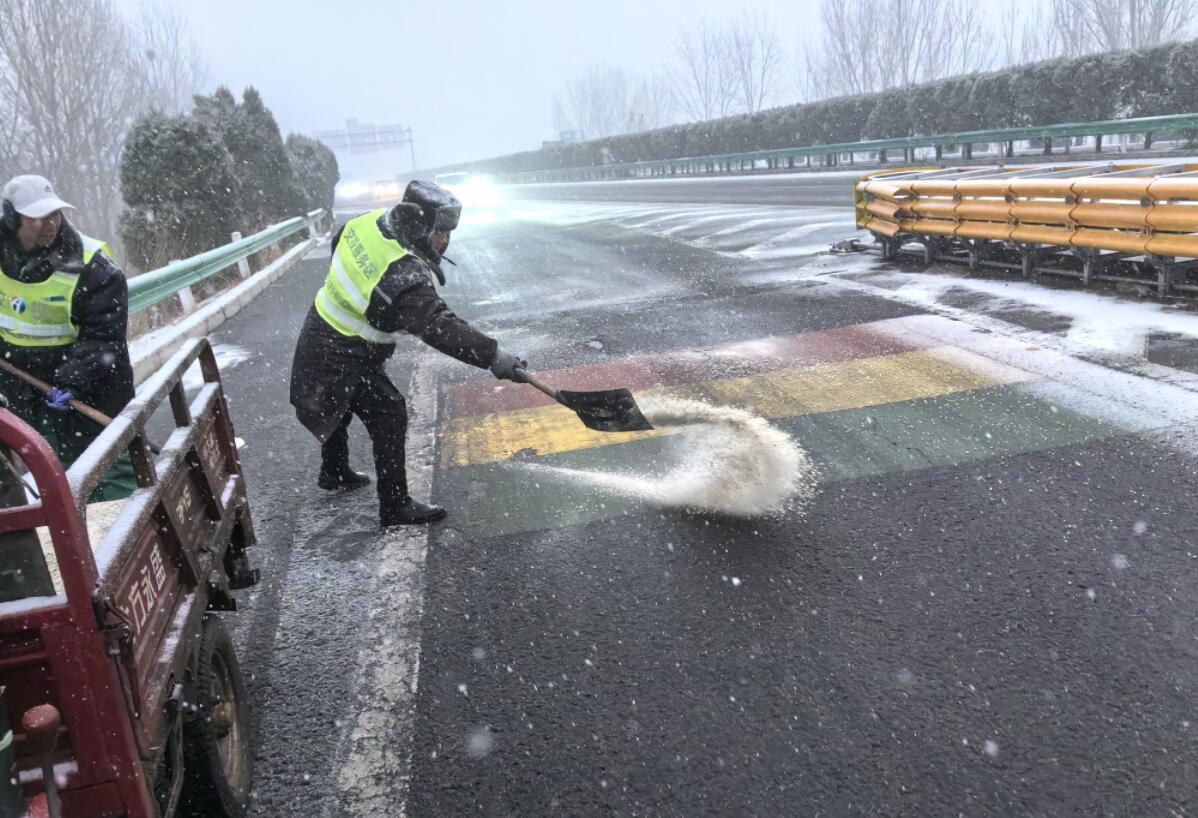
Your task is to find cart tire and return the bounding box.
[180,615,251,818]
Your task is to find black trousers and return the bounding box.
[319,364,409,510]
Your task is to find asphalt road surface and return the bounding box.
[212,184,1198,817]
[500,171,858,208]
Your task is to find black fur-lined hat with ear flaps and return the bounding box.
[384,180,462,286]
[403,180,461,233]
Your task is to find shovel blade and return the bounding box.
[557,388,654,433]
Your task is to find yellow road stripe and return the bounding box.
[441,347,1035,467]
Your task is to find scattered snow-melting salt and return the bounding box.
[517,397,816,517]
[466,725,495,759]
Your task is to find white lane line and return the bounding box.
[658,209,783,236]
[739,220,858,258]
[327,362,440,818]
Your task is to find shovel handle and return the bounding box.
[513,368,561,402]
[0,357,114,426]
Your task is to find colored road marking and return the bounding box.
[440,384,1122,540]
[441,347,1035,468]
[445,323,918,419]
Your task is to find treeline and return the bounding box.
[119,87,339,271]
[452,37,1198,175]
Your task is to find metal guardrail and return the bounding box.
[502,113,1198,184]
[127,209,325,313]
[854,163,1198,296]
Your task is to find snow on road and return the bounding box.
[509,200,866,261]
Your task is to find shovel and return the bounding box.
[515,368,653,433]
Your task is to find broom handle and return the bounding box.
[0,358,114,426]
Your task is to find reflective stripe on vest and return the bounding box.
[0,269,80,347]
[314,209,414,344]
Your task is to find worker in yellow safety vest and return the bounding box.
[290,180,526,526]
[0,175,136,503]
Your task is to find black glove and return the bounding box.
[489,349,527,382]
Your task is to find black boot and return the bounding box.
[380,497,447,526]
[318,468,372,491]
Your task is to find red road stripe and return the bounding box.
[446,324,923,418]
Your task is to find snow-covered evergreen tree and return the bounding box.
[118,112,242,271]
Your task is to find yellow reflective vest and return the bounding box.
[0,232,110,347]
[314,210,423,344]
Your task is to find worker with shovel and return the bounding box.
[0,175,136,502]
[290,180,526,527]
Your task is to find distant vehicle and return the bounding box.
[432,171,501,208]
[334,180,401,204]
[433,172,471,188]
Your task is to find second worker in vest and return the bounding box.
[290,180,526,526]
[0,175,137,502]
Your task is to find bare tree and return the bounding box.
[629,72,678,132]
[800,0,993,99]
[1003,0,1197,63]
[0,0,207,247]
[135,1,208,115]
[671,20,739,121]
[1046,0,1195,53]
[998,0,1065,65]
[552,66,676,139]
[727,11,786,113]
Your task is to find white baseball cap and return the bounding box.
[2,174,75,219]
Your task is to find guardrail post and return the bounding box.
[1094,134,1103,153]
[1145,131,1154,150]
[1020,245,1040,278]
[177,283,196,313]
[231,232,252,279]
[967,241,983,271]
[1006,141,1015,158]
[1080,250,1101,286]
[1150,254,1182,297]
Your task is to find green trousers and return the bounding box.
[30,409,138,503]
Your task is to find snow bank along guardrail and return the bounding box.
[854,162,1198,298]
[127,208,327,383]
[498,113,1198,184]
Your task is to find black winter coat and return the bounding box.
[290,216,498,440]
[0,221,134,417]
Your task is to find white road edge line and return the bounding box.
[328,361,439,818]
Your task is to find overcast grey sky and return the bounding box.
[118,0,818,181]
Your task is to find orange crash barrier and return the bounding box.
[852,163,1198,295]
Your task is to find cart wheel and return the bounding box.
[181,615,251,818]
